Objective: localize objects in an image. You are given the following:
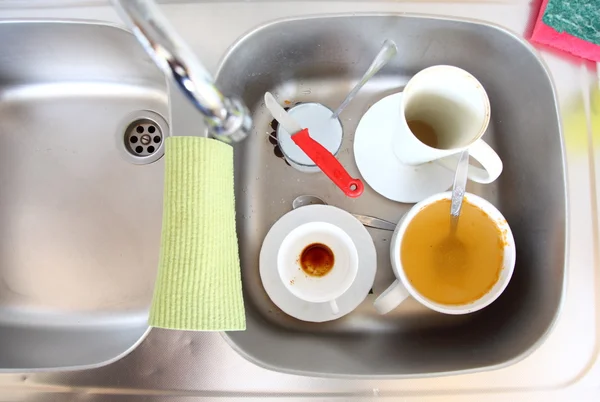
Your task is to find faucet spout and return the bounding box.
[113,0,251,143]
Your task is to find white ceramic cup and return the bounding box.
[374,192,516,315]
[392,65,503,184]
[277,222,359,314]
[277,103,343,173]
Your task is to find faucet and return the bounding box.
[113,0,251,143]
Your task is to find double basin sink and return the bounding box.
[0,15,565,377]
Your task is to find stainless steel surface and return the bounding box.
[113,0,251,143]
[0,20,167,371]
[292,195,396,231]
[450,149,469,232]
[2,1,599,400]
[218,14,566,377]
[331,39,397,120]
[264,91,303,134]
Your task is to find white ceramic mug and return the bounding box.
[278,222,359,314]
[374,192,516,315]
[392,65,502,184]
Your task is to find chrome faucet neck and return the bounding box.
[113,0,251,143]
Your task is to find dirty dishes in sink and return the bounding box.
[272,101,341,173]
[278,221,359,314]
[374,191,515,315]
[354,65,503,203]
[354,92,455,203]
[392,65,502,184]
[260,205,376,322]
[264,92,364,197]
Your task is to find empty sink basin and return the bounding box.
[217,14,566,377]
[0,21,167,370]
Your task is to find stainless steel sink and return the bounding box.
[217,14,566,377]
[0,21,167,370]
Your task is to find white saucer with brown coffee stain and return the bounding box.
[259,204,377,322]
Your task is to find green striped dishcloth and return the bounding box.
[149,136,245,331]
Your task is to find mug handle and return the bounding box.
[437,139,503,184]
[330,299,340,315]
[373,280,410,314]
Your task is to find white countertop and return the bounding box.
[0,1,598,400]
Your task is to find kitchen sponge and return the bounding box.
[531,0,600,62]
[543,0,600,46]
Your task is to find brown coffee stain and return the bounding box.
[401,199,505,305]
[300,243,334,277]
[407,120,438,148]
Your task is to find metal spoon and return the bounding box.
[292,195,396,231]
[331,39,398,120]
[450,149,470,234]
[436,150,469,265]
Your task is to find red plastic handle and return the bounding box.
[292,129,364,198]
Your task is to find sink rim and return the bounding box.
[0,327,152,374]
[0,17,130,31]
[216,12,569,379]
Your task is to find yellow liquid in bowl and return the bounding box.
[401,199,505,305]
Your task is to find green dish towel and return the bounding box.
[149,136,245,331]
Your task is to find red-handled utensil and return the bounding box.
[264,92,364,198]
[291,129,364,197]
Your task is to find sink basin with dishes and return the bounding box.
[0,12,566,379]
[217,14,566,377]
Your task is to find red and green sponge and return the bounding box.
[530,0,600,62]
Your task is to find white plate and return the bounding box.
[354,92,454,203]
[259,205,377,322]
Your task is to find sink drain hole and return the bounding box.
[125,119,163,157]
[117,111,168,165]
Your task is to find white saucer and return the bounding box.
[259,205,376,322]
[354,92,454,203]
